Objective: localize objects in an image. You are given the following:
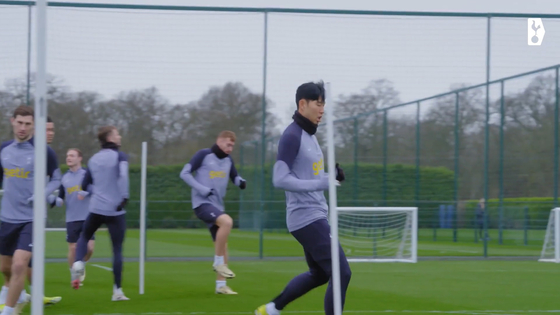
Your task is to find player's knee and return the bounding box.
[11,260,27,276]
[340,263,352,283]
[309,269,329,285]
[68,243,77,252]
[217,214,233,229]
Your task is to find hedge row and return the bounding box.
[47,163,455,229]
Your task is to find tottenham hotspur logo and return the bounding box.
[528,18,546,46]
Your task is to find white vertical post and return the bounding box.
[32,1,47,315]
[139,141,147,294]
[553,208,560,263]
[411,208,418,263]
[325,82,342,315]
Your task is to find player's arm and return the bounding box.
[180,149,213,196]
[0,140,12,188]
[79,167,93,196]
[45,147,62,199]
[117,152,130,210]
[273,132,329,192]
[48,184,65,208]
[228,157,246,189]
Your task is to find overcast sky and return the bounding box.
[0,0,559,126]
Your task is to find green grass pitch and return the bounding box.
[22,228,556,315]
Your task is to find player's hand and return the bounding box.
[77,194,85,201]
[116,198,128,211]
[239,180,246,190]
[335,163,345,182]
[47,194,56,206]
[24,195,33,207]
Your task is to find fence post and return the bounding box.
[483,16,492,258]
[524,206,529,246]
[415,102,421,208]
[453,93,459,242]
[26,5,32,106]
[433,208,437,242]
[258,12,269,260]
[554,66,559,207]
[353,118,358,205]
[382,110,388,205]
[499,80,505,246]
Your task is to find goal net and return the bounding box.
[539,208,560,263]
[337,207,418,263]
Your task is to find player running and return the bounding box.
[180,130,246,295]
[0,106,61,315]
[70,126,129,301]
[48,148,95,285]
[255,81,351,315]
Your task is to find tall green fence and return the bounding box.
[239,65,560,258]
[0,1,559,260]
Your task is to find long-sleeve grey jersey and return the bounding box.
[180,146,244,212]
[0,138,61,223]
[52,167,91,222]
[272,122,330,232]
[81,143,128,216]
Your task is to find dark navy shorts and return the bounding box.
[194,203,224,241]
[66,220,96,243]
[291,219,350,275]
[0,221,33,256]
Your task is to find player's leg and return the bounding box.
[256,219,352,315]
[210,227,236,295]
[0,256,12,306]
[71,214,103,289]
[304,220,352,315]
[3,250,31,315]
[193,204,235,279]
[66,221,80,272]
[214,213,234,277]
[2,222,34,315]
[258,237,329,314]
[319,243,351,315]
[85,238,95,262]
[71,221,95,285]
[0,221,19,310]
[106,214,128,301]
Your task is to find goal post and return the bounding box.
[337,207,418,263]
[539,208,560,263]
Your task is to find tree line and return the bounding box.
[0,72,556,201]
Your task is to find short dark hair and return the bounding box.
[97,125,116,144]
[295,81,326,109]
[47,116,53,123]
[12,105,34,119]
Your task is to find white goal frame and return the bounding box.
[539,208,560,263]
[337,207,418,263]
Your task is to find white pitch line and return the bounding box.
[91,264,113,271]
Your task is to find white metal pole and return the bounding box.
[32,1,48,314]
[411,208,418,263]
[325,82,342,315]
[139,141,147,294]
[553,208,560,263]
